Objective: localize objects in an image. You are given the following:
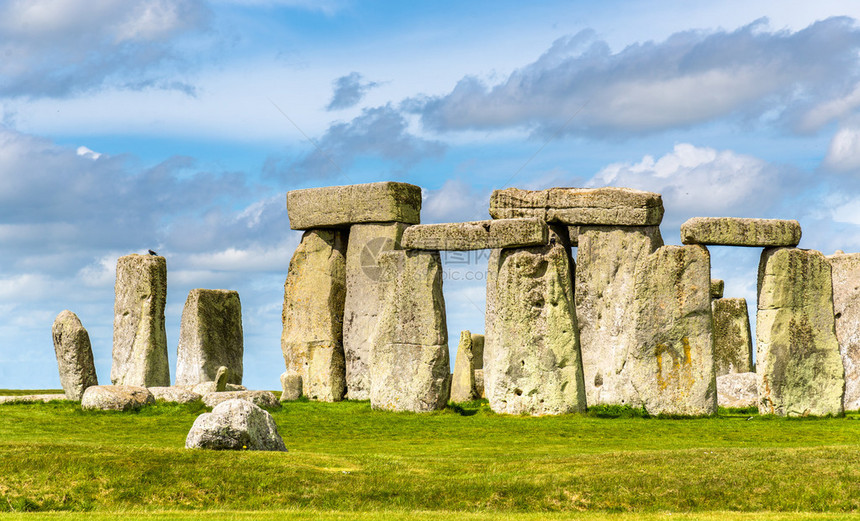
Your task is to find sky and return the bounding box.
[2,0,860,390]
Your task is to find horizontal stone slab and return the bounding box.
[401,218,548,251]
[489,187,664,226]
[287,182,422,230]
[680,217,801,247]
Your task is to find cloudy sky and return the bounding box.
[2,0,860,390]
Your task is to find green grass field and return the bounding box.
[1,393,860,520]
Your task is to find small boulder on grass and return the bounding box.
[148,386,202,404]
[202,390,280,409]
[81,385,155,411]
[185,399,287,451]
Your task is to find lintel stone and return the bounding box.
[287,182,421,230]
[402,218,547,251]
[681,217,801,247]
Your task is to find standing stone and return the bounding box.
[471,334,485,370]
[369,250,450,412]
[451,331,477,402]
[710,279,724,299]
[280,372,303,402]
[629,245,717,415]
[829,252,860,411]
[175,289,244,387]
[111,254,169,387]
[485,226,586,415]
[575,225,663,407]
[712,298,754,376]
[51,310,98,400]
[757,248,844,416]
[343,222,409,400]
[281,229,347,402]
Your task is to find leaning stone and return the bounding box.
[343,223,409,400]
[280,372,303,402]
[202,390,281,410]
[81,385,155,411]
[186,399,286,451]
[575,225,663,407]
[629,245,717,416]
[282,229,347,402]
[287,182,421,230]
[710,279,724,299]
[51,310,98,400]
[369,250,450,412]
[829,252,860,411]
[402,218,547,251]
[757,248,844,416]
[0,394,69,404]
[489,187,664,226]
[450,331,477,402]
[175,290,244,387]
[485,226,587,415]
[712,298,754,376]
[681,217,801,247]
[149,386,202,404]
[717,372,758,409]
[111,254,170,387]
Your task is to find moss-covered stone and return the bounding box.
[712,298,753,376]
[175,289,244,387]
[287,182,421,230]
[490,187,664,226]
[681,217,801,247]
[402,218,548,251]
[710,279,724,299]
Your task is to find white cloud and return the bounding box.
[823,126,860,172]
[421,180,490,224]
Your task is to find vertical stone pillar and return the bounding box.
[829,252,860,411]
[757,247,844,416]
[343,222,409,400]
[52,310,98,400]
[575,225,663,407]
[281,229,347,402]
[712,297,753,376]
[369,250,450,412]
[484,226,586,415]
[451,330,477,402]
[175,289,244,387]
[111,254,169,387]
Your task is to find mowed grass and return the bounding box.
[1,396,860,519]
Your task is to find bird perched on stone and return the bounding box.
[148,249,158,256]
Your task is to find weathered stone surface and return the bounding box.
[81,385,155,411]
[0,393,68,404]
[451,331,477,402]
[281,229,347,402]
[280,372,302,402]
[471,334,484,370]
[575,225,663,407]
[629,245,717,415]
[485,226,586,415]
[149,386,202,404]
[287,182,421,230]
[369,250,450,412]
[51,310,98,400]
[343,223,409,400]
[490,187,664,226]
[757,248,844,416]
[215,366,229,391]
[717,372,758,409]
[402,219,547,251]
[190,380,246,395]
[202,391,281,410]
[567,226,580,247]
[111,254,169,387]
[712,298,753,376]
[829,252,860,411]
[474,369,485,399]
[186,399,287,451]
[681,217,801,247]
[175,289,244,387]
[710,279,724,299]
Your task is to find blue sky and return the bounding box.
[2,0,860,390]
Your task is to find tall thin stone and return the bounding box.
[52,310,98,400]
[281,229,347,402]
[575,225,663,407]
[451,330,477,402]
[485,226,587,415]
[757,247,844,416]
[712,298,753,376]
[175,289,244,387]
[111,254,169,387]
[343,222,409,400]
[828,252,860,411]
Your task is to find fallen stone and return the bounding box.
[629,245,717,415]
[51,310,98,400]
[81,385,155,411]
[450,331,477,402]
[485,225,587,415]
[757,247,844,416]
[190,381,247,395]
[287,182,422,230]
[175,289,244,387]
[402,218,547,251]
[575,225,664,407]
[710,279,724,299]
[369,250,450,412]
[829,252,860,411]
[489,187,664,226]
[0,394,68,404]
[185,399,287,451]
[717,372,758,409]
[111,254,170,387]
[712,298,754,376]
[282,229,347,402]
[681,217,801,247]
[202,390,281,410]
[343,222,409,400]
[280,373,303,402]
[148,386,202,404]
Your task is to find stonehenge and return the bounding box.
[175,289,244,387]
[52,310,98,400]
